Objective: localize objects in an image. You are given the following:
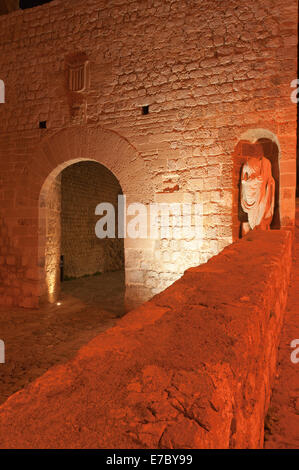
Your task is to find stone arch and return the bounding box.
[34,126,153,204]
[34,125,154,308]
[232,129,281,241]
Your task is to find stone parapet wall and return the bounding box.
[0,229,292,448]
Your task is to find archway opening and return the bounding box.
[39,160,125,315]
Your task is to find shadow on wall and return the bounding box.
[232,139,280,241]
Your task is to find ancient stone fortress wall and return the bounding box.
[0,0,297,308]
[0,229,292,448]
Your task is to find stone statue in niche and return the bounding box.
[240,144,275,236]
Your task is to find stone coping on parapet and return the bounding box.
[0,229,293,449]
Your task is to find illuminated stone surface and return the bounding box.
[0,0,297,309]
[0,0,297,449]
[264,204,299,449]
[0,229,293,448]
[0,0,18,16]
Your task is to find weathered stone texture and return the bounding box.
[0,0,297,307]
[43,174,61,303]
[0,229,292,448]
[0,0,18,16]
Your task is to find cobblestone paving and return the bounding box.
[0,271,125,406]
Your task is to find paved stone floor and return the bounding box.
[0,271,125,406]
[264,203,299,449]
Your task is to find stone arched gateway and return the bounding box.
[35,125,155,311]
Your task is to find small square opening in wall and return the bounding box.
[142,105,149,115]
[39,121,47,129]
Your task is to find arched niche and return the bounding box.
[232,129,281,241]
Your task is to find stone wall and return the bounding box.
[0,0,297,308]
[0,0,19,16]
[0,229,292,448]
[43,174,61,303]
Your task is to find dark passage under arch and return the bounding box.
[60,161,124,281]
